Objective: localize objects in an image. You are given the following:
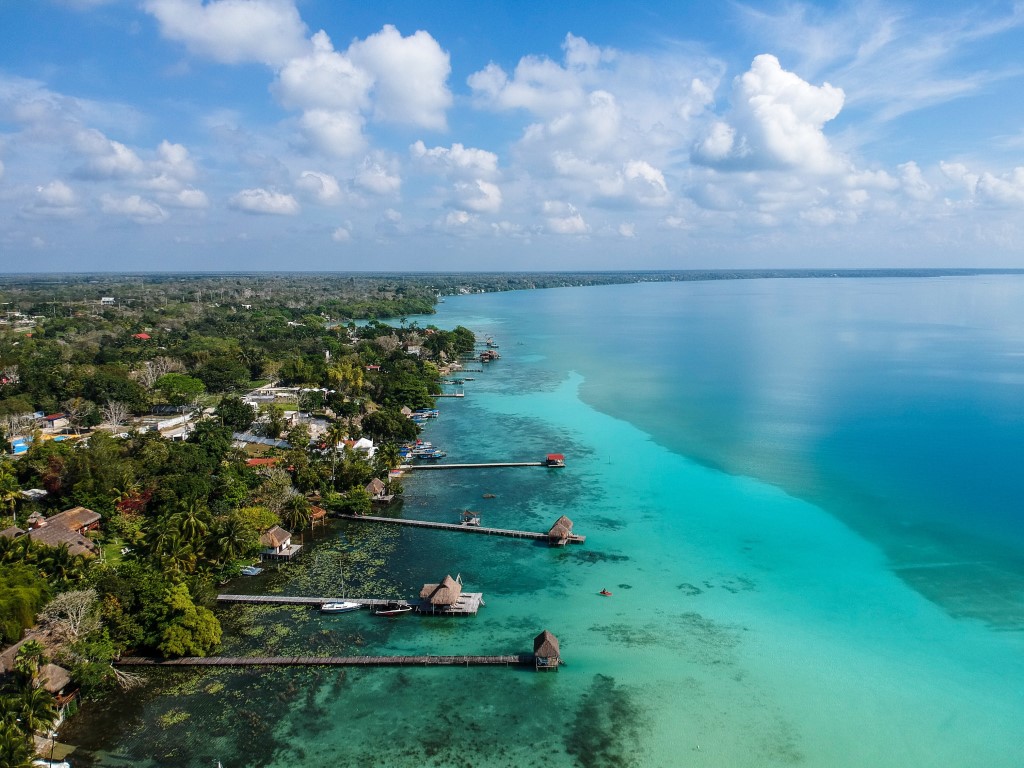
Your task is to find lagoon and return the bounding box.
[70,276,1024,767]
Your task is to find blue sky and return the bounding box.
[1,0,1023,272]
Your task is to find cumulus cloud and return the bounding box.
[23,180,80,218]
[101,194,168,223]
[454,179,502,213]
[410,141,498,179]
[692,54,845,173]
[229,188,299,215]
[355,160,401,195]
[299,109,366,158]
[332,225,352,242]
[160,187,209,209]
[144,0,309,66]
[543,201,588,234]
[73,129,145,179]
[295,171,342,204]
[348,25,452,129]
[273,30,372,112]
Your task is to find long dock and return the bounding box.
[217,595,408,609]
[338,514,585,544]
[216,593,486,615]
[435,393,465,398]
[402,461,544,470]
[116,654,531,668]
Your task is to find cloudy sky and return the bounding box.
[2,0,1023,272]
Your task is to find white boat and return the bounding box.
[320,601,361,613]
[240,565,263,576]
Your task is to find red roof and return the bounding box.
[246,457,282,467]
[133,332,151,340]
[546,454,565,461]
[44,413,65,421]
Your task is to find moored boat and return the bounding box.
[321,601,361,613]
[374,602,412,617]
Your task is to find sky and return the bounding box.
[1,0,1023,272]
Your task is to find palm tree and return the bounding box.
[0,721,33,768]
[37,543,86,586]
[324,420,347,486]
[16,687,56,736]
[280,493,312,532]
[215,517,247,563]
[374,442,402,476]
[172,502,209,545]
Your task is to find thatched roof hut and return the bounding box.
[39,663,72,694]
[260,525,291,549]
[419,574,463,606]
[547,515,574,545]
[533,630,561,671]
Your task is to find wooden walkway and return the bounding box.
[116,654,532,668]
[217,595,408,609]
[338,514,585,544]
[402,462,544,470]
[216,593,486,615]
[435,393,465,398]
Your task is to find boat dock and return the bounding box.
[217,595,409,609]
[116,654,531,668]
[338,514,586,544]
[216,593,486,615]
[402,461,545,470]
[435,392,465,398]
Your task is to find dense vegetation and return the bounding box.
[0,274,493,759]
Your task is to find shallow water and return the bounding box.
[68,277,1024,767]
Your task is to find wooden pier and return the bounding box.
[216,592,486,615]
[116,654,532,668]
[217,595,409,609]
[402,461,544,470]
[338,514,586,544]
[435,392,465,398]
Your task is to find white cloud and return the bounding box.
[273,30,372,112]
[300,109,366,158]
[976,168,1024,206]
[23,180,80,218]
[355,160,401,195]
[454,180,502,213]
[444,210,472,228]
[73,129,145,179]
[410,141,499,179]
[543,201,588,234]
[902,161,935,200]
[229,188,299,215]
[618,222,636,238]
[295,171,342,204]
[332,225,351,242]
[160,187,209,209]
[693,54,845,173]
[100,194,168,223]
[0,159,4,179]
[144,0,309,66]
[347,25,452,129]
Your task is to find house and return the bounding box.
[405,345,422,357]
[416,573,484,615]
[533,630,561,671]
[365,364,381,372]
[259,525,301,561]
[309,505,328,528]
[27,506,102,557]
[545,453,566,467]
[39,663,78,722]
[132,332,151,340]
[100,297,115,306]
[365,477,394,504]
[344,437,376,459]
[41,413,69,431]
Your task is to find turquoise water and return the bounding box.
[69,277,1024,767]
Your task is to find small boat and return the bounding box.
[321,601,361,613]
[599,589,612,597]
[240,565,263,576]
[374,602,412,617]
